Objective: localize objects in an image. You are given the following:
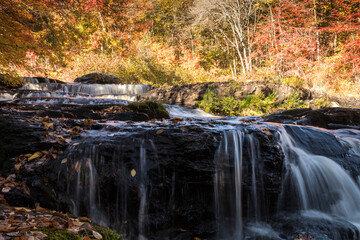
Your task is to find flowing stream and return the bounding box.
[3,80,360,239]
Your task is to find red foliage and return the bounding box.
[253,0,360,78]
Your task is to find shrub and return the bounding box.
[198,88,310,116]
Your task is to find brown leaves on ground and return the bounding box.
[0,175,30,196]
[13,148,60,172]
[0,205,103,240]
[98,105,128,118]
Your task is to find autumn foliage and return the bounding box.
[1,0,360,94]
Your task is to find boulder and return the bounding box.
[74,73,121,84]
[264,107,360,129]
[140,81,311,108]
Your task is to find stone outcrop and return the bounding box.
[264,107,360,129]
[74,73,122,84]
[140,81,311,108]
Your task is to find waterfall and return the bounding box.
[20,83,152,95]
[278,125,360,229]
[11,82,152,105]
[67,146,108,226]
[214,130,244,239]
[0,92,16,102]
[138,142,148,240]
[165,105,216,118]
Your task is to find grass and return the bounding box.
[197,88,313,116]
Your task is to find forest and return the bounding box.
[1,0,360,95]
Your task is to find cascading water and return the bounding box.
[214,130,244,239]
[8,78,360,239]
[138,142,148,240]
[278,125,360,230]
[213,124,360,239]
[4,80,152,105]
[20,83,151,95]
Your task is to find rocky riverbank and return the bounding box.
[1,77,360,239]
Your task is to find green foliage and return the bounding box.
[314,97,331,108]
[128,101,170,119]
[282,76,304,88]
[281,91,307,109]
[198,89,278,116]
[38,228,80,240]
[94,225,121,240]
[198,88,309,116]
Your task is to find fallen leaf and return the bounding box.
[92,230,103,239]
[1,187,11,193]
[14,163,22,171]
[74,162,80,172]
[29,152,43,161]
[131,169,136,177]
[156,129,164,134]
[177,228,187,232]
[79,217,91,222]
[35,206,47,212]
[0,225,17,232]
[61,158,67,164]
[22,182,31,195]
[43,122,54,129]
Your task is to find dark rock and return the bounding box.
[9,122,285,239]
[264,108,360,129]
[0,103,168,122]
[140,82,229,108]
[0,116,45,175]
[268,213,359,240]
[74,73,121,84]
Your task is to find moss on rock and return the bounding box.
[128,101,170,119]
[94,225,122,240]
[38,228,81,240]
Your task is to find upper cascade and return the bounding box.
[0,78,153,105]
[19,83,152,96]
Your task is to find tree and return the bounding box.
[192,0,258,74]
[0,0,42,71]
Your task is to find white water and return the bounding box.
[20,83,151,95]
[215,130,244,239]
[0,92,16,101]
[4,82,151,105]
[13,97,129,105]
[138,142,148,240]
[279,125,360,229]
[166,104,216,118]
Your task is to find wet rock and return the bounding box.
[264,107,360,129]
[8,122,285,239]
[268,213,360,240]
[74,73,121,84]
[0,116,45,175]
